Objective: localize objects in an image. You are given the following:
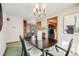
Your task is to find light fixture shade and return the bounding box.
[43,4,46,9]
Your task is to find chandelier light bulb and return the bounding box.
[36,3,39,9]
[43,4,46,9]
[33,8,36,13]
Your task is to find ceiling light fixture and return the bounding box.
[33,3,46,17]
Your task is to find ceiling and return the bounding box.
[2,3,75,19]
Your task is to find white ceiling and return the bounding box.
[2,3,75,19]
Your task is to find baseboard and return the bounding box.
[6,40,20,44]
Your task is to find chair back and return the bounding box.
[19,35,29,56]
[65,38,73,56]
[45,38,73,56]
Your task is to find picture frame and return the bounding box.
[63,12,79,34]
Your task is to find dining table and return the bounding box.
[24,28,58,56]
[24,27,58,49]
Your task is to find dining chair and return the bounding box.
[19,35,43,56]
[19,35,30,56]
[44,38,73,56]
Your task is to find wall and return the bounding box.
[5,16,23,43]
[0,11,6,55]
[2,3,24,43]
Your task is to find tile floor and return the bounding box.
[4,41,22,56]
[4,41,76,56]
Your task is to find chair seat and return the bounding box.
[45,46,75,56]
[25,41,33,50]
[28,47,43,56]
[48,46,66,56]
[24,40,42,56]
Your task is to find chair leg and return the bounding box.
[46,50,48,56]
[46,52,47,56]
[21,48,23,56]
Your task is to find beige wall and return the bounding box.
[5,16,23,43]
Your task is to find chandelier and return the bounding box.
[33,3,46,17]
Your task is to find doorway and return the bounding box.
[47,16,58,46]
[23,20,27,38]
[36,20,41,30]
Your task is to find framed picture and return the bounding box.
[63,12,79,34]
